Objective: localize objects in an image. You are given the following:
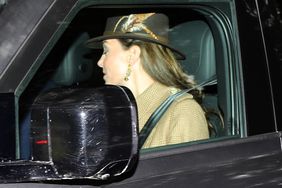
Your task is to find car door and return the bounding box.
[0,0,282,187]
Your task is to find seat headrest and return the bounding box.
[170,20,216,84]
[52,33,93,86]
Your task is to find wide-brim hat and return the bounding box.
[85,13,186,60]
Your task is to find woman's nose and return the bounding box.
[97,56,104,68]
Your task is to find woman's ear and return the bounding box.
[128,45,141,65]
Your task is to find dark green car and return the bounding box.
[0,0,282,187]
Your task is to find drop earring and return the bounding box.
[124,64,131,81]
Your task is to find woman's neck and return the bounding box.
[127,72,155,98]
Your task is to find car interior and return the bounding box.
[18,7,232,159]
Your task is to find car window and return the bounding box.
[18,5,238,159]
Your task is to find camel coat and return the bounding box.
[136,82,209,148]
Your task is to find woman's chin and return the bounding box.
[105,81,115,85]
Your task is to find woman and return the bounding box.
[86,13,209,148]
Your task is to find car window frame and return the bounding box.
[16,1,241,158]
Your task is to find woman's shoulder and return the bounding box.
[166,91,207,127]
[172,92,202,111]
[174,92,194,102]
[168,87,198,105]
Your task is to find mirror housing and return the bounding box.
[0,85,138,183]
[30,85,138,180]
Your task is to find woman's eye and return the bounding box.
[102,47,108,55]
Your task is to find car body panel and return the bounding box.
[0,133,281,187]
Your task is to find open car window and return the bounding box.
[18,5,239,159]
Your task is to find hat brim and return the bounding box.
[85,33,186,60]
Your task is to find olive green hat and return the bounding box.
[85,13,185,60]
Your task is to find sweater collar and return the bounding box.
[135,82,172,118]
[136,82,171,102]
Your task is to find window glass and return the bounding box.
[18,7,234,158]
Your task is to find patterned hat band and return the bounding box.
[113,13,160,41]
[102,31,168,44]
[85,13,186,60]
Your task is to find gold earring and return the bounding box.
[124,64,131,81]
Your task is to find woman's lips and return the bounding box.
[103,73,106,80]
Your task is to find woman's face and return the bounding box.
[97,39,129,85]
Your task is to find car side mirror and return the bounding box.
[30,85,138,180]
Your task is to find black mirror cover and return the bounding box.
[30,85,138,180]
